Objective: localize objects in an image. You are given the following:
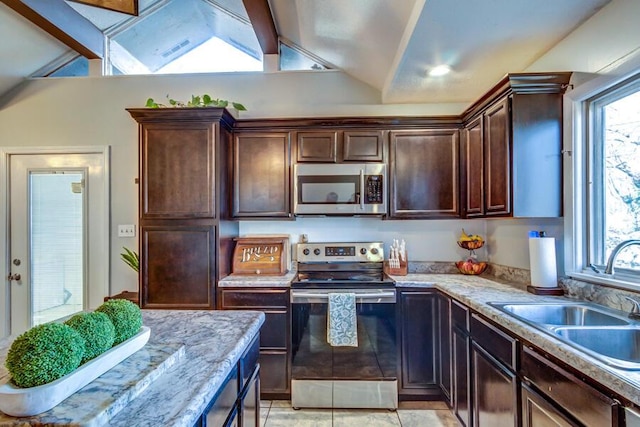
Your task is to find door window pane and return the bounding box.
[30,172,85,325]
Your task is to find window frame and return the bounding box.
[566,54,640,291]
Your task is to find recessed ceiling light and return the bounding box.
[428,65,451,77]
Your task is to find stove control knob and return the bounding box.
[370,248,379,255]
[360,248,368,255]
[313,248,321,255]
[302,248,310,256]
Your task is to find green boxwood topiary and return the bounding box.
[65,312,116,363]
[95,299,142,345]
[5,323,85,388]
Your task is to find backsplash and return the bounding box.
[559,277,640,313]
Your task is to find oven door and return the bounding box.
[290,288,397,409]
[293,163,386,215]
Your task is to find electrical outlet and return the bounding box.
[118,224,136,237]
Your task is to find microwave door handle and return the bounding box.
[360,169,365,210]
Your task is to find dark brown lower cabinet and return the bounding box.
[521,346,620,427]
[196,334,260,427]
[453,325,471,426]
[521,383,576,427]
[397,289,440,399]
[141,224,216,309]
[438,294,452,402]
[471,343,518,427]
[219,288,291,399]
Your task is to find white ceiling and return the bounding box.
[0,0,612,104]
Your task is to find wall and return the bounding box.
[0,0,639,300]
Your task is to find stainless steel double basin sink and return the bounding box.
[489,301,640,370]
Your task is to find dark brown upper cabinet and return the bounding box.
[128,108,238,309]
[296,129,385,163]
[296,131,337,162]
[232,131,292,218]
[389,129,460,218]
[461,73,571,218]
[462,116,484,218]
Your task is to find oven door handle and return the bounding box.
[291,291,396,303]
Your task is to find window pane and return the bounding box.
[600,89,640,270]
[280,42,329,71]
[109,0,262,74]
[47,56,89,77]
[30,172,85,325]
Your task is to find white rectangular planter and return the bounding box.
[0,326,150,417]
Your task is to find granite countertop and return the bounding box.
[392,273,640,407]
[218,268,297,288]
[0,310,265,427]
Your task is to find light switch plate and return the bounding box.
[118,224,136,237]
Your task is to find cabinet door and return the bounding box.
[438,294,452,402]
[297,131,338,162]
[389,129,460,218]
[462,117,484,217]
[141,224,215,309]
[233,132,291,217]
[471,343,518,427]
[483,98,511,216]
[398,290,439,398]
[343,130,385,162]
[219,289,291,399]
[453,326,471,427]
[140,123,215,219]
[521,383,577,427]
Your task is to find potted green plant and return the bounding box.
[120,247,139,273]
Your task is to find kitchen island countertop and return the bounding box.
[0,309,264,427]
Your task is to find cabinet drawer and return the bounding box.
[521,346,619,427]
[259,350,290,395]
[470,313,518,370]
[220,289,289,309]
[451,299,469,331]
[261,311,288,349]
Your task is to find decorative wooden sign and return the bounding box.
[232,237,288,275]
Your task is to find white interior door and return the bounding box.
[6,152,108,335]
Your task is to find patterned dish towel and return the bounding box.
[327,292,358,347]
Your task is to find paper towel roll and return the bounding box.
[529,237,558,288]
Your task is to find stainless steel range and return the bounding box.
[290,242,397,409]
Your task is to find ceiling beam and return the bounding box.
[1,0,104,59]
[242,0,278,55]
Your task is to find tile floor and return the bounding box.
[260,400,459,426]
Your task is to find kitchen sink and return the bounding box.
[553,326,640,370]
[489,301,640,370]
[490,302,631,327]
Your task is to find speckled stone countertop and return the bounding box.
[392,273,640,407]
[218,269,296,287]
[0,310,264,427]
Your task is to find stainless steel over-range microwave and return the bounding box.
[293,163,387,215]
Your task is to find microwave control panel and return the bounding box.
[365,175,383,204]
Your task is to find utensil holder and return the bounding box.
[384,254,408,276]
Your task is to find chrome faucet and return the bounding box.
[624,296,640,320]
[604,239,640,275]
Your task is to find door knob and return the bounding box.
[8,273,21,281]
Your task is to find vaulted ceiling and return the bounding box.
[0,0,612,104]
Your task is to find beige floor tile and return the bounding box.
[264,407,333,426]
[333,409,401,427]
[396,409,459,427]
[271,400,294,409]
[398,401,450,410]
